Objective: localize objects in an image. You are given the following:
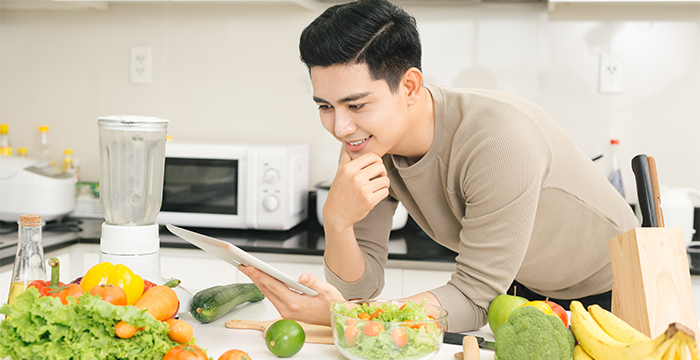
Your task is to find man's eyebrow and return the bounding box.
[313,92,372,104]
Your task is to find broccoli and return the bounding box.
[494,305,575,360]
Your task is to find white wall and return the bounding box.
[1,2,699,202]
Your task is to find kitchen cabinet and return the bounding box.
[0,244,454,304]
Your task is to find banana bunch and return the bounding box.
[570,300,700,360]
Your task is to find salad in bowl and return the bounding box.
[330,299,448,360]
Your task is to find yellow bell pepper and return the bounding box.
[80,262,145,305]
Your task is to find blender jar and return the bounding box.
[97,115,168,280]
[98,115,168,225]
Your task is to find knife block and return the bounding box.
[609,227,699,340]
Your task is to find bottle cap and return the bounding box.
[0,124,8,134]
[19,215,41,227]
[17,147,27,155]
[38,126,49,132]
[64,149,73,155]
[610,139,620,145]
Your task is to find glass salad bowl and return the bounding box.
[330,299,448,360]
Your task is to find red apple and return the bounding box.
[544,300,568,327]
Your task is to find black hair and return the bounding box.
[299,0,421,92]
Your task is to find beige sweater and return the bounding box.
[324,84,639,332]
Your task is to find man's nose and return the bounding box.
[334,111,356,138]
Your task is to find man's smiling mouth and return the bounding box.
[348,136,372,146]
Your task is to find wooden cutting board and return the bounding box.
[224,318,334,344]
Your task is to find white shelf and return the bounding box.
[0,0,322,11]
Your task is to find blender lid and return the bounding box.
[98,115,169,124]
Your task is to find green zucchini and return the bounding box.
[190,283,265,323]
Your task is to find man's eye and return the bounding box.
[349,104,364,110]
[317,104,331,110]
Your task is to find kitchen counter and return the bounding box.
[1,218,699,360]
[0,212,461,269]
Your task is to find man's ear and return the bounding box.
[402,67,423,106]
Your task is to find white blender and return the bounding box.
[98,115,191,310]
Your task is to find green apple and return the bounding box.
[487,294,529,334]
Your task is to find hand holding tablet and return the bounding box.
[166,224,319,296]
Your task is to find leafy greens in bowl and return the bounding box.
[331,299,447,360]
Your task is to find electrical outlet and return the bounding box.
[130,47,152,84]
[599,53,623,94]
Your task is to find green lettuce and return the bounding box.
[0,287,182,360]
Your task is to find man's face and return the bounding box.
[310,63,409,160]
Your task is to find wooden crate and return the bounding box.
[609,227,699,340]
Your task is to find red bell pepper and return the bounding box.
[28,257,84,305]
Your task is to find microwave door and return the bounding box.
[161,158,238,216]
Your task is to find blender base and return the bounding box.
[99,222,193,315]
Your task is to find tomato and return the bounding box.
[345,319,357,326]
[358,312,371,320]
[363,321,384,337]
[401,319,424,330]
[163,344,208,360]
[370,309,385,320]
[47,283,84,305]
[218,350,250,360]
[166,319,194,344]
[344,324,360,347]
[143,279,157,294]
[90,284,127,306]
[391,327,407,347]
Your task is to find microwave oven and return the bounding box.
[156,143,309,230]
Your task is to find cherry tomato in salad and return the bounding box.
[391,327,408,347]
[370,309,386,320]
[344,324,360,347]
[358,312,371,320]
[363,321,384,337]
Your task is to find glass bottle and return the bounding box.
[38,125,51,164]
[7,215,48,305]
[0,123,12,156]
[62,149,75,176]
[607,139,626,198]
[17,147,28,158]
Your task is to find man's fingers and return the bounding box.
[339,147,353,168]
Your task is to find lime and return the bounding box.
[265,319,305,357]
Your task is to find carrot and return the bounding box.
[166,319,193,344]
[115,281,180,339]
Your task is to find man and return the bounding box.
[240,0,638,332]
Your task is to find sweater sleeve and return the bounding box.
[431,112,551,332]
[324,196,397,299]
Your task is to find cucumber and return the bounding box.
[190,283,265,323]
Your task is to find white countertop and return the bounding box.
[182,298,496,360]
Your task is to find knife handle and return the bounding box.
[631,154,657,227]
[463,335,481,360]
[647,156,664,227]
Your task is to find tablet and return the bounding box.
[166,224,319,296]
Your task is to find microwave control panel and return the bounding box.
[255,145,309,230]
